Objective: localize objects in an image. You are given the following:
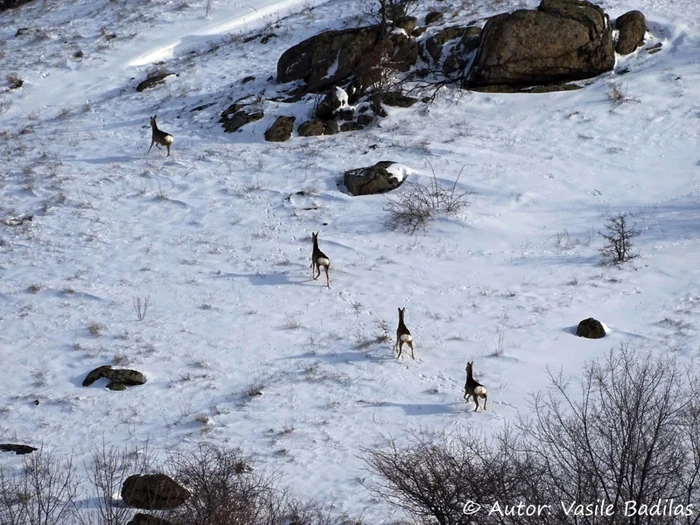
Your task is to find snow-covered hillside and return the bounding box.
[0,0,699,521]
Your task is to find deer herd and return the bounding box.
[147,118,488,412]
[311,230,488,412]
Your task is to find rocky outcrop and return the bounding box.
[423,26,466,63]
[122,474,190,510]
[615,10,646,55]
[315,87,348,119]
[298,120,326,137]
[442,26,481,77]
[276,25,418,94]
[343,161,407,196]
[467,0,614,89]
[219,102,264,133]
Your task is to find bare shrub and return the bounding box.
[522,346,700,524]
[385,165,471,234]
[606,82,637,106]
[133,295,150,322]
[0,448,80,525]
[87,321,103,336]
[78,442,154,525]
[164,443,312,525]
[363,428,539,525]
[155,183,170,200]
[599,212,640,265]
[366,348,700,525]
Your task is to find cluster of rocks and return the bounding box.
[219,0,651,139]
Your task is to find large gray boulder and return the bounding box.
[467,0,614,89]
[83,365,146,391]
[576,318,606,339]
[121,474,190,510]
[264,116,295,142]
[615,10,646,55]
[343,161,407,196]
[276,25,417,94]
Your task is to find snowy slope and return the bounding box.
[1,0,699,521]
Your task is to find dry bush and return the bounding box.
[164,443,336,525]
[75,442,155,525]
[363,0,419,31]
[365,348,700,525]
[521,346,700,525]
[0,448,79,525]
[363,429,540,525]
[0,443,355,525]
[599,212,640,265]
[87,321,103,337]
[133,296,150,322]
[606,82,637,106]
[385,166,471,234]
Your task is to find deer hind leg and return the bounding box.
[408,340,415,360]
[482,394,487,411]
[396,340,403,358]
[474,397,480,412]
[166,144,171,156]
[323,265,330,288]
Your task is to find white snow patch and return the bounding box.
[334,86,349,106]
[321,51,341,81]
[385,163,415,183]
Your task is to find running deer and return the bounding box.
[148,115,174,157]
[395,307,414,359]
[311,232,331,288]
[464,361,487,412]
